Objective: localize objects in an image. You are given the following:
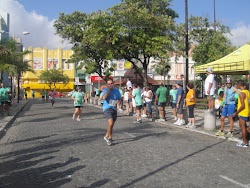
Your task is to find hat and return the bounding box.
[175,80,181,85]
[205,67,213,73]
[225,77,233,84]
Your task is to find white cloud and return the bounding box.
[227,23,250,47]
[0,0,72,49]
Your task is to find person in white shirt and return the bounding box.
[126,79,132,90]
[204,67,216,111]
[141,87,147,117]
[143,87,153,118]
[123,88,130,115]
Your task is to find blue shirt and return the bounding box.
[225,86,235,105]
[176,87,184,103]
[102,87,122,111]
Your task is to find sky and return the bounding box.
[0,0,250,49]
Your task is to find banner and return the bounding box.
[47,58,52,69]
[33,58,43,70]
[53,58,59,69]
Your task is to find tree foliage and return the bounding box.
[39,69,70,89]
[153,59,171,84]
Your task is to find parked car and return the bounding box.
[55,92,65,98]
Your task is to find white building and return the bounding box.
[0,10,10,40]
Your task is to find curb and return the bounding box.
[0,100,30,139]
[85,103,242,144]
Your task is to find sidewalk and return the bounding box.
[0,98,29,138]
[87,101,244,144]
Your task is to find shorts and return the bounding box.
[143,103,146,107]
[239,116,249,121]
[207,95,213,100]
[1,101,8,105]
[146,102,152,113]
[124,100,128,104]
[50,98,55,102]
[32,95,35,97]
[171,102,176,109]
[136,105,142,110]
[42,96,45,98]
[75,106,83,108]
[159,102,166,107]
[222,104,235,117]
[177,102,184,114]
[188,104,195,118]
[104,108,117,121]
[128,98,132,103]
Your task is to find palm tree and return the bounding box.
[153,59,171,86]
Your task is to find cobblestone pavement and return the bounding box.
[0,98,249,188]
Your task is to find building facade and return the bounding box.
[22,47,75,98]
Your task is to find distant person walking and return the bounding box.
[169,85,177,120]
[32,90,35,99]
[132,85,143,123]
[232,80,250,147]
[216,78,235,137]
[155,83,168,121]
[48,89,56,108]
[0,83,10,116]
[102,78,122,146]
[174,81,185,126]
[72,87,84,121]
[186,83,196,128]
[205,67,216,111]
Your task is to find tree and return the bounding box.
[39,69,70,89]
[54,11,115,80]
[153,59,171,86]
[108,0,178,86]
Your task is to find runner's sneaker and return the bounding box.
[76,118,81,121]
[133,120,141,123]
[72,114,75,120]
[161,118,166,122]
[104,136,112,146]
[236,142,248,148]
[226,132,234,137]
[215,130,225,136]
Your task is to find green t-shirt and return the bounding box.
[169,89,177,103]
[132,88,143,106]
[234,89,241,100]
[156,87,168,103]
[41,91,45,96]
[96,89,100,95]
[0,88,10,101]
[72,92,84,106]
[119,89,124,96]
[45,91,49,97]
[24,91,27,95]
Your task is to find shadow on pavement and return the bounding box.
[79,179,110,188]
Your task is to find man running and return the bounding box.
[155,83,168,121]
[102,78,122,146]
[48,89,56,108]
[169,85,177,120]
[132,85,143,123]
[216,78,235,137]
[72,87,84,121]
[231,80,250,147]
[0,83,10,115]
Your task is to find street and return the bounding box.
[0,98,249,188]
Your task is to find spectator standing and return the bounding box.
[123,88,130,115]
[32,90,35,99]
[102,78,122,146]
[216,78,235,137]
[45,90,49,101]
[204,67,216,111]
[174,81,185,126]
[132,85,143,123]
[24,90,28,99]
[141,87,147,117]
[0,83,10,116]
[155,83,168,121]
[41,90,45,101]
[144,86,153,119]
[218,84,225,95]
[186,83,196,128]
[232,80,250,147]
[128,87,133,114]
[169,85,177,120]
[126,79,132,90]
[118,86,124,111]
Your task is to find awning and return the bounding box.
[194,44,250,75]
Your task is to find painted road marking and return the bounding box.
[220,175,250,188]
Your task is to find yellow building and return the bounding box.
[22,46,75,98]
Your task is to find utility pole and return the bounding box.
[214,0,216,31]
[185,0,189,93]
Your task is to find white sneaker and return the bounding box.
[174,116,178,120]
[142,114,147,118]
[76,118,81,121]
[181,119,186,125]
[185,123,191,128]
[72,114,75,120]
[174,119,180,125]
[177,120,185,126]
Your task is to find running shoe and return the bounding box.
[236,142,248,148]
[174,119,180,125]
[226,132,234,137]
[133,120,141,123]
[161,118,166,122]
[72,114,75,120]
[141,114,147,118]
[215,130,225,136]
[104,136,112,146]
[76,118,81,121]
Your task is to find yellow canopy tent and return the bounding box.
[194,44,250,75]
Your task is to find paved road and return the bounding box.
[0,98,249,188]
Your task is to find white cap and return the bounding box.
[205,67,213,73]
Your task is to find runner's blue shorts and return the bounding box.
[222,104,235,117]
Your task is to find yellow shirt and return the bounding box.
[238,90,250,117]
[186,89,195,106]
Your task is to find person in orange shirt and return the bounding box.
[186,83,196,129]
